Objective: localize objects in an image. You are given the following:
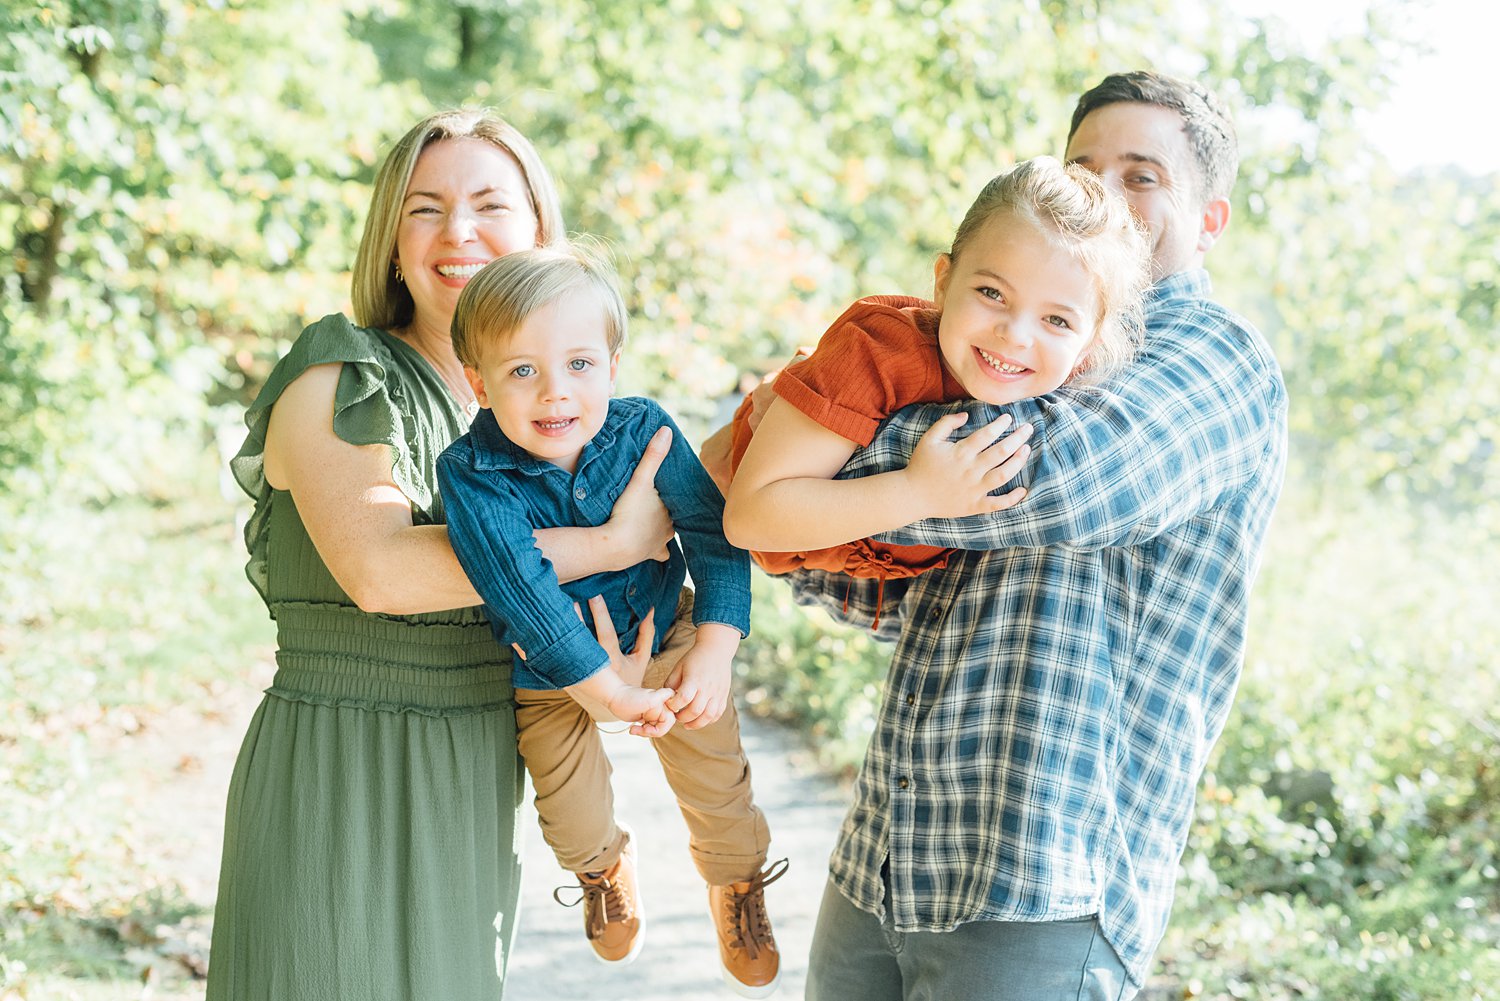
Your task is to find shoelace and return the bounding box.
[554,873,633,941]
[721,857,790,959]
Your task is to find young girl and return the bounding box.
[722,156,1151,577]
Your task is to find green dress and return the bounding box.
[207,314,522,1001]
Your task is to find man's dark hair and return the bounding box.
[1068,70,1239,203]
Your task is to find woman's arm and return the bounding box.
[264,365,673,614]
[721,396,1028,552]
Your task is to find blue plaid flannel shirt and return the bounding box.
[787,269,1287,987]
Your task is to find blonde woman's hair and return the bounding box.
[450,241,628,369]
[351,109,567,330]
[949,156,1151,383]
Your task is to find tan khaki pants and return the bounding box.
[514,590,771,886]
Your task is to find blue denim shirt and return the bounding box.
[437,396,751,690]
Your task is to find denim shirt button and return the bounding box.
[574,486,587,500]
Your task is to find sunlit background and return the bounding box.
[3,0,1496,998]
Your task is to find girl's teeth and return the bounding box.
[978,349,1024,374]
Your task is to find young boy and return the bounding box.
[436,244,786,998]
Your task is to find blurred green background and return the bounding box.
[3,0,1496,998]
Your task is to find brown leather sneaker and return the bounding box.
[553,838,644,965]
[709,858,789,998]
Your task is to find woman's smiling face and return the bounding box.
[394,138,540,335]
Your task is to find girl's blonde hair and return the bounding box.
[352,109,567,331]
[949,156,1151,383]
[450,241,628,369]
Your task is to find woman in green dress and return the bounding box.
[207,110,675,1000]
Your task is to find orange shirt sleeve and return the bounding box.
[772,296,946,447]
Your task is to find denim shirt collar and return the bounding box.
[466,405,622,474]
[1148,268,1211,305]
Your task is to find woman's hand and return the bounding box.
[601,426,676,569]
[562,598,677,738]
[901,411,1034,520]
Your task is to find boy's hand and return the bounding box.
[902,412,1034,520]
[629,694,678,739]
[663,623,739,730]
[604,684,677,738]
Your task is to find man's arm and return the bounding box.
[854,301,1287,551]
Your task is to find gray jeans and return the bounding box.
[806,877,1136,1001]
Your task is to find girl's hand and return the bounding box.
[603,427,676,568]
[902,412,1035,520]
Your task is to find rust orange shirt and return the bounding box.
[730,295,968,580]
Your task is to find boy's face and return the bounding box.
[464,290,619,474]
[933,210,1099,405]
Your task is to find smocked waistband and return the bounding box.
[268,601,513,712]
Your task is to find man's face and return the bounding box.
[1065,102,1223,279]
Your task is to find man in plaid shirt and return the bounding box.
[704,71,1287,1000]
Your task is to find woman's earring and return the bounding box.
[394,262,405,284]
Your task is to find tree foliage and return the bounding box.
[4,0,1496,997]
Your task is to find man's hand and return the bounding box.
[699,422,735,496]
[900,412,1034,520]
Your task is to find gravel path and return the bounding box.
[504,712,849,1001]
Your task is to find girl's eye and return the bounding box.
[978,286,1004,302]
[1045,315,1072,330]
[568,358,592,372]
[511,364,535,378]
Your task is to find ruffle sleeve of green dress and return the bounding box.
[230,313,427,606]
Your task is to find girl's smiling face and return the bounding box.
[934,211,1100,405]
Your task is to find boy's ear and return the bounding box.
[932,253,954,310]
[608,350,621,391]
[464,365,490,408]
[1196,197,1231,255]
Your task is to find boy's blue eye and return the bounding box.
[512,364,535,378]
[568,358,592,371]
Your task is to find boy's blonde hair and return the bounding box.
[352,108,567,332]
[451,242,628,368]
[949,156,1151,383]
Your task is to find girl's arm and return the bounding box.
[721,396,1030,553]
[264,364,672,614]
